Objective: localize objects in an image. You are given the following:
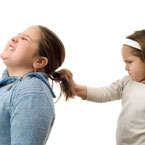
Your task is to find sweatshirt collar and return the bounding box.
[1,69,56,98]
[0,69,20,85]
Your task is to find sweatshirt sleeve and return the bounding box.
[10,78,55,145]
[86,76,129,103]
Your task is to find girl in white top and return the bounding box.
[73,30,145,145]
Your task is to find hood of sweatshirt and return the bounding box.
[0,69,56,98]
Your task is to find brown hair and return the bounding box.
[126,30,145,61]
[37,25,76,100]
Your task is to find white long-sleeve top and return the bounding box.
[87,76,145,145]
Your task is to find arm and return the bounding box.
[10,82,55,145]
[86,81,123,102]
[74,76,129,103]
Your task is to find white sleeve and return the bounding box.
[86,76,130,103]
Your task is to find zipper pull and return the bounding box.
[7,78,22,91]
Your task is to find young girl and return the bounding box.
[73,30,145,145]
[0,25,75,145]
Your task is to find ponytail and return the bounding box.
[38,25,76,101]
[49,69,76,101]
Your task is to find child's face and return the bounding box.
[0,26,41,71]
[122,45,145,82]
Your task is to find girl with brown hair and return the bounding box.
[73,30,145,145]
[0,25,75,145]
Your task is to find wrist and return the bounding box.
[75,84,87,100]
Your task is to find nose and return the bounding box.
[11,36,18,43]
[125,64,129,71]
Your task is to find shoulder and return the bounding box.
[18,76,48,93]
[109,75,130,88]
[10,76,54,105]
[121,75,133,87]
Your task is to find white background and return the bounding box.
[0,0,145,144]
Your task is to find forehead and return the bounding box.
[122,45,132,54]
[122,45,135,60]
[21,26,41,42]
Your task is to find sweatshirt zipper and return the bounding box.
[7,78,22,91]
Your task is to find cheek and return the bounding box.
[129,64,138,75]
[140,65,145,75]
[20,47,38,60]
[132,63,145,77]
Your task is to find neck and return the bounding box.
[7,67,34,77]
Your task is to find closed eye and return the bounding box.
[17,33,31,41]
[21,36,28,40]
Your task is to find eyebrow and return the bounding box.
[123,57,134,62]
[18,33,32,41]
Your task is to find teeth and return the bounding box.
[8,47,14,51]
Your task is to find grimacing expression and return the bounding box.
[122,45,145,82]
[0,26,41,70]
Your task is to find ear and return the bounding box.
[33,57,48,71]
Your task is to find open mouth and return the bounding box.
[8,46,15,51]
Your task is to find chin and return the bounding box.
[131,77,141,82]
[130,76,137,82]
